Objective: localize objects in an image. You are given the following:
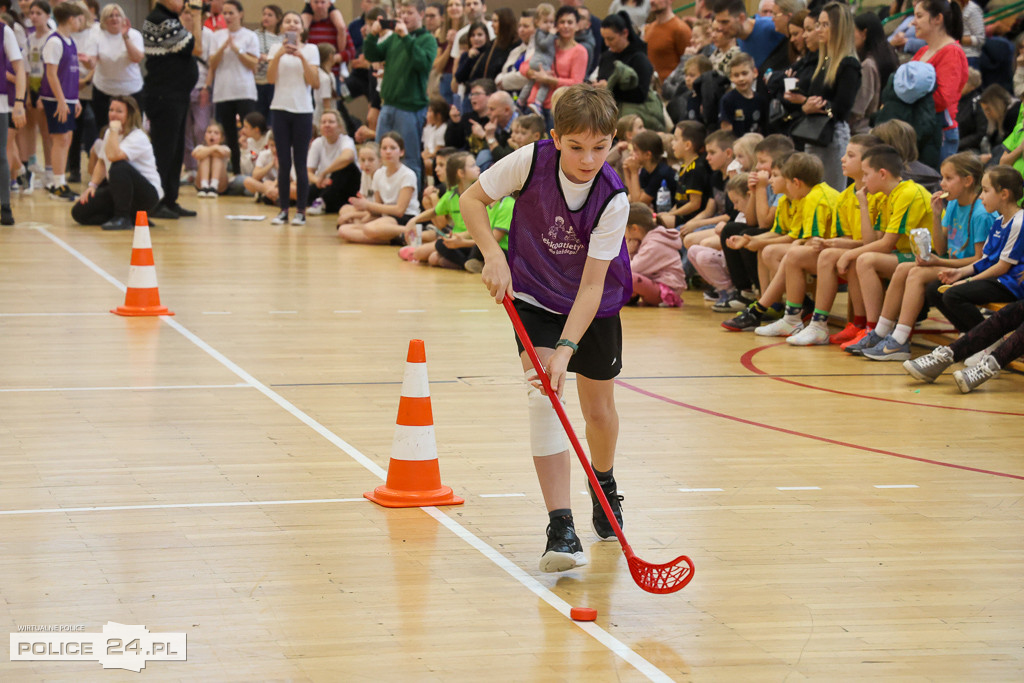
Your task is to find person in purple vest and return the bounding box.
[461,83,631,573]
[38,0,85,200]
[1,14,28,225]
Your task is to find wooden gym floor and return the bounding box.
[1,190,1022,681]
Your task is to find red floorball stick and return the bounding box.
[502,295,694,594]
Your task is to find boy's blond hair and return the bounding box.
[781,152,824,187]
[628,201,656,232]
[725,172,750,197]
[552,83,618,138]
[535,2,555,21]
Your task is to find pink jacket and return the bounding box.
[630,226,685,292]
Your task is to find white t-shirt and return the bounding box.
[267,42,319,113]
[100,128,164,201]
[422,122,446,155]
[479,143,629,260]
[0,25,23,114]
[209,27,259,102]
[239,131,270,176]
[371,164,420,216]
[312,68,334,124]
[71,22,98,99]
[307,133,356,176]
[195,26,214,90]
[89,28,144,95]
[27,28,53,85]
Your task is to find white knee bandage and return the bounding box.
[526,372,569,458]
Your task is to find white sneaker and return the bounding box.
[290,212,306,226]
[755,317,804,337]
[307,198,326,215]
[787,323,830,346]
[270,211,288,225]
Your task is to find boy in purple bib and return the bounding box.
[461,83,632,573]
[39,1,85,201]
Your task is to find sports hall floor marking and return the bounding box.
[0,312,109,317]
[777,486,820,491]
[30,225,675,683]
[874,484,919,489]
[0,498,369,516]
[615,379,1024,482]
[741,343,1024,417]
[0,383,250,393]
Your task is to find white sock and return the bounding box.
[891,324,912,345]
[783,313,802,325]
[53,173,66,187]
[810,319,828,331]
[875,316,895,338]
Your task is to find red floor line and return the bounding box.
[739,344,1024,417]
[614,379,1024,481]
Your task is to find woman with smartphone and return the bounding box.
[266,10,320,225]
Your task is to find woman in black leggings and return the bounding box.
[72,96,161,230]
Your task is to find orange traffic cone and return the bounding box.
[364,340,464,508]
[111,211,173,317]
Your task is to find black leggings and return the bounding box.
[949,299,1024,368]
[306,165,361,213]
[71,160,160,225]
[924,278,1019,333]
[720,222,765,292]
[215,99,256,173]
[271,109,312,213]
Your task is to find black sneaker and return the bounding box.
[1,205,13,226]
[721,305,764,331]
[539,515,587,573]
[101,216,133,231]
[588,477,623,542]
[167,203,197,218]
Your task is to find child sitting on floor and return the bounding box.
[193,121,231,197]
[626,202,685,307]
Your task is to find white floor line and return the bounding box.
[874,484,919,489]
[0,383,251,393]
[33,225,674,683]
[0,498,369,516]
[0,312,110,317]
[777,486,821,491]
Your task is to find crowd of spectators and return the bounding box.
[2,0,1024,383]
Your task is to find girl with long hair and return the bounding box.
[851,11,898,134]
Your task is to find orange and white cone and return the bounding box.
[364,340,464,508]
[111,211,173,317]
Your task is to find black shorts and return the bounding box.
[512,298,622,381]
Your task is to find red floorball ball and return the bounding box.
[570,607,598,621]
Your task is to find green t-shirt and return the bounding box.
[434,188,467,234]
[1003,103,1024,178]
[487,196,514,251]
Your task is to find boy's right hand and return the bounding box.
[481,256,513,303]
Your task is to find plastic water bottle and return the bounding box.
[656,180,671,214]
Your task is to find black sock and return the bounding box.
[595,467,614,486]
[548,508,572,523]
